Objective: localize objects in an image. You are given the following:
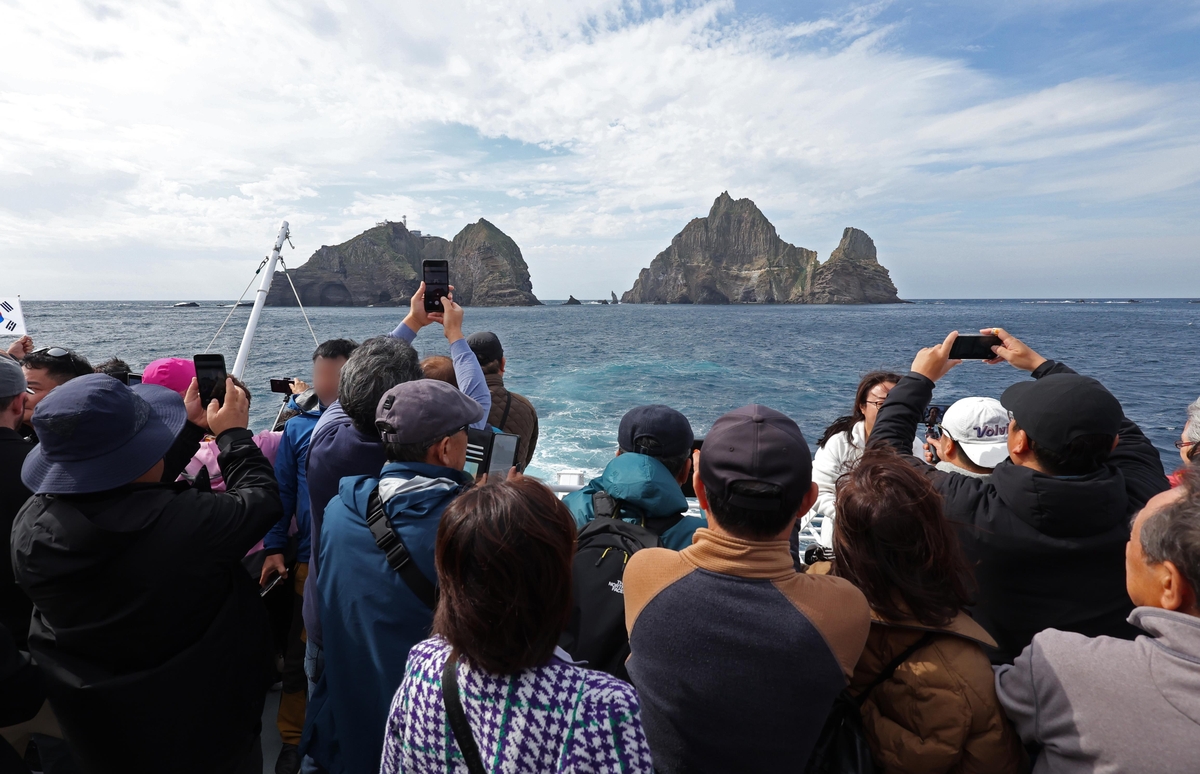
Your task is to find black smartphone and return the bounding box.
[193,354,227,406]
[260,573,284,597]
[422,259,450,313]
[487,433,521,477]
[270,377,295,394]
[949,333,1002,360]
[679,438,703,498]
[127,373,142,385]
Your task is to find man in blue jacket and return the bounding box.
[564,404,706,550]
[258,338,357,774]
[303,379,482,774]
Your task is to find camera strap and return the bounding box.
[366,487,438,610]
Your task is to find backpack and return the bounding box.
[558,490,682,681]
[805,632,936,774]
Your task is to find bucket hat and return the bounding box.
[22,373,187,494]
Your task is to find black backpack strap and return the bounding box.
[366,487,437,610]
[442,649,488,774]
[855,631,936,707]
[496,392,513,432]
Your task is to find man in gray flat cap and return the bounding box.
[303,380,484,774]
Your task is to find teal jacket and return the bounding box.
[563,453,705,551]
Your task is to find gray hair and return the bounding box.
[1186,397,1200,444]
[338,336,422,436]
[1140,466,1200,597]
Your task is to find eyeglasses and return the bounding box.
[864,399,887,409]
[32,347,70,358]
[1177,440,1198,450]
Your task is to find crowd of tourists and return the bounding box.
[1,284,1198,774]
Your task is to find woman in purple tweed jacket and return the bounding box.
[380,477,653,774]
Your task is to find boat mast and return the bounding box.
[232,221,289,379]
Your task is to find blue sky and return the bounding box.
[1,0,1198,300]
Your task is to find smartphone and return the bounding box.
[193,354,227,407]
[269,377,295,394]
[486,433,521,477]
[923,404,949,433]
[127,373,142,385]
[422,259,450,313]
[679,438,704,498]
[949,333,1002,360]
[260,573,284,597]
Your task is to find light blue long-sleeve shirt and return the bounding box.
[388,321,491,429]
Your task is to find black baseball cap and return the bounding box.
[698,405,812,514]
[466,332,504,366]
[618,405,694,459]
[1001,373,1122,452]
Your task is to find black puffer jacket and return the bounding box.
[869,360,1169,663]
[11,427,281,774]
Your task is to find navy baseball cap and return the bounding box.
[699,405,812,515]
[466,332,504,366]
[375,379,485,444]
[619,405,694,459]
[1001,373,1122,452]
[22,373,186,495]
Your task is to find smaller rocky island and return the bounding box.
[621,193,903,305]
[266,218,540,307]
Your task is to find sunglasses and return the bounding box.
[32,347,71,358]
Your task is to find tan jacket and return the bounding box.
[851,612,1027,774]
[484,373,538,470]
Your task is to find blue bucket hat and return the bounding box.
[22,373,187,495]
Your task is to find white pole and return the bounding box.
[232,221,289,379]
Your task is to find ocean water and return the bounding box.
[16,299,1199,478]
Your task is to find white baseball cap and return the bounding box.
[941,397,1010,469]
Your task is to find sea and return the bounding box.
[18,298,1199,478]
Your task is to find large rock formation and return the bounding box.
[621,193,902,304]
[266,219,540,307]
[807,227,903,304]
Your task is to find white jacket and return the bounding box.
[805,421,921,547]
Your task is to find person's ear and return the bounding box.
[1160,560,1197,613]
[674,456,692,486]
[500,357,506,375]
[797,481,818,516]
[1111,435,1120,452]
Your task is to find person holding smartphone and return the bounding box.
[11,373,282,773]
[868,328,1169,664]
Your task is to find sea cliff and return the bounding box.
[266,219,540,307]
[621,193,902,304]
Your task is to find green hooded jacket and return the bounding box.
[562,453,705,551]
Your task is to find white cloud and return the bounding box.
[0,0,1197,299]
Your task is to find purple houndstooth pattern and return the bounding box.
[380,637,654,773]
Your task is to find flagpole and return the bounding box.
[231,221,288,379]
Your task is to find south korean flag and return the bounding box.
[0,298,26,336]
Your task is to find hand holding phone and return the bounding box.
[193,354,227,407]
[270,377,295,394]
[422,259,450,314]
[948,333,1003,360]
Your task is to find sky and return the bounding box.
[2,0,1199,300]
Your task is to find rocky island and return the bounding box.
[266,218,540,307]
[621,193,903,304]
